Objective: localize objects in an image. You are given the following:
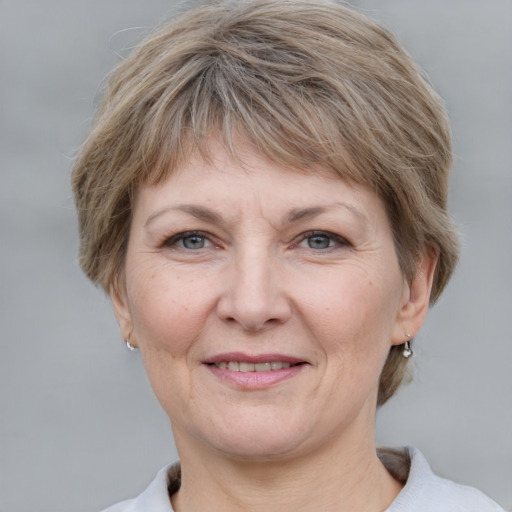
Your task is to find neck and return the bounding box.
[171,424,402,512]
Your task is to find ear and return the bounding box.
[391,249,438,346]
[110,282,136,348]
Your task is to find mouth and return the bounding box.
[203,353,308,388]
[208,361,300,372]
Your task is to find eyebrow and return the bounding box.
[144,204,224,228]
[285,203,369,225]
[145,202,369,228]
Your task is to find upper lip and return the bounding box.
[203,352,307,365]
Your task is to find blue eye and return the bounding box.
[181,234,207,249]
[298,231,348,250]
[164,231,213,250]
[307,234,332,249]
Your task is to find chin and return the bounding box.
[216,433,309,462]
[175,408,316,462]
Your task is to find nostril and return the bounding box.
[216,278,292,331]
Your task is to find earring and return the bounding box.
[125,340,137,351]
[402,333,413,359]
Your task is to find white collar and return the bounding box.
[102,446,504,511]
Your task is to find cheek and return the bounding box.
[299,269,403,397]
[127,267,211,355]
[301,270,401,348]
[127,268,215,414]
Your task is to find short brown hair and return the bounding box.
[72,0,459,405]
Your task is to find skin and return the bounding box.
[112,142,436,512]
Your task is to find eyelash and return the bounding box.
[295,231,351,251]
[162,231,215,250]
[162,230,350,252]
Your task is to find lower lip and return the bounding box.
[205,364,306,389]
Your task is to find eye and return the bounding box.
[296,231,349,250]
[164,231,214,250]
[181,234,207,249]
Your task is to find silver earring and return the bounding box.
[402,333,413,359]
[125,340,137,351]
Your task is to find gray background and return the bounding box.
[1,1,511,510]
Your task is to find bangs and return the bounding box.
[132,43,364,190]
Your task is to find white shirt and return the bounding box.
[101,447,505,511]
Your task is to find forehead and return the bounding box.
[145,136,363,195]
[142,140,354,196]
[133,141,390,234]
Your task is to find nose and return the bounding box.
[216,249,292,332]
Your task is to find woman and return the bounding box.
[72,0,505,510]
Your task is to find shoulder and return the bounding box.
[100,463,180,512]
[381,446,505,512]
[100,500,134,512]
[100,451,505,512]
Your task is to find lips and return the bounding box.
[204,352,305,367]
[203,352,308,388]
[213,361,293,372]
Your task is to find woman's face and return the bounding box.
[113,142,431,461]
